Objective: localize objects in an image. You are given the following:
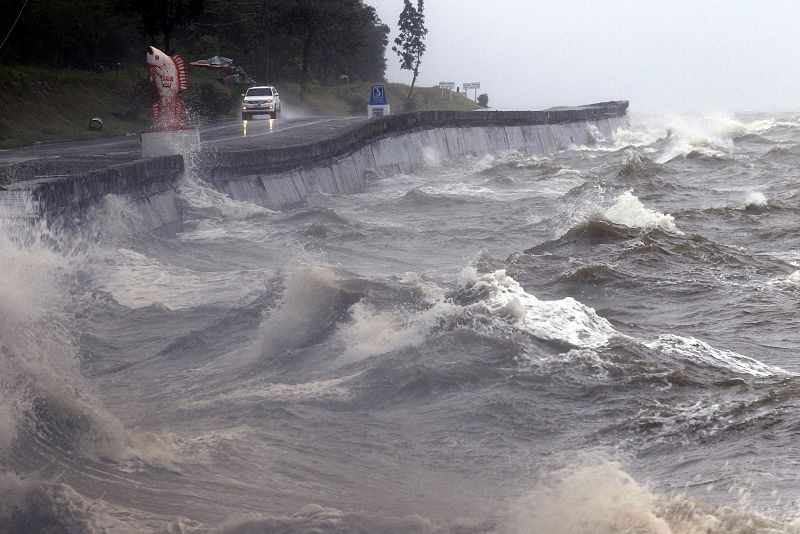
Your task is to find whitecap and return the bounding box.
[604,191,682,234]
[646,334,788,378]
[463,269,618,349]
[743,191,769,209]
[768,270,800,291]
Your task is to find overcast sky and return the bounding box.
[366,0,800,113]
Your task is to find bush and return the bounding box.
[478,93,489,108]
[402,99,418,112]
[184,80,238,121]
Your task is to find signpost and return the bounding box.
[439,81,455,97]
[367,84,390,117]
[463,82,481,102]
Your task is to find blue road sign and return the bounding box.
[370,84,388,106]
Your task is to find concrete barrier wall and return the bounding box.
[23,155,184,228]
[14,102,629,231]
[208,114,629,210]
[205,102,629,176]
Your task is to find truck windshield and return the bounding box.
[247,88,273,96]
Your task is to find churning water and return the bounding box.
[1,112,800,533]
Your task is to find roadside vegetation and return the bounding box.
[0,0,478,148]
[1,0,389,94]
[0,66,478,148]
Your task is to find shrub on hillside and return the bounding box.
[185,81,238,121]
[402,99,417,112]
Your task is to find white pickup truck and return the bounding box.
[241,86,281,120]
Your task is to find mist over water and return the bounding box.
[2,111,800,532]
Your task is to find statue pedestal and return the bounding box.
[367,105,390,118]
[141,128,200,159]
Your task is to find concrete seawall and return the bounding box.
[204,102,629,211]
[1,155,184,231]
[4,101,629,231]
[205,102,629,175]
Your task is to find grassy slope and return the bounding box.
[0,65,480,149]
[0,65,152,148]
[284,82,480,115]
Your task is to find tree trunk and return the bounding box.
[406,60,420,105]
[261,0,270,83]
[300,34,312,98]
[406,71,417,102]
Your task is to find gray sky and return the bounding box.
[367,0,800,112]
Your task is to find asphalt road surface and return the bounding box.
[0,115,358,172]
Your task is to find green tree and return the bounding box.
[392,0,427,107]
[0,0,140,67]
[0,0,391,100]
[279,0,388,96]
[286,0,331,97]
[310,1,388,85]
[119,0,205,54]
[478,93,489,107]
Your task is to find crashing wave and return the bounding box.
[460,269,618,349]
[0,213,181,468]
[604,191,682,234]
[504,457,799,534]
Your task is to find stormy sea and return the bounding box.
[1,112,799,533]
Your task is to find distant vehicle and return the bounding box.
[241,86,281,120]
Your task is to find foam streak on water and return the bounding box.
[2,111,800,532]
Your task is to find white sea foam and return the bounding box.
[462,269,618,349]
[646,334,788,378]
[612,120,660,150]
[399,271,447,304]
[554,167,583,177]
[604,191,682,234]
[421,146,442,167]
[460,270,785,381]
[586,123,607,145]
[99,248,263,309]
[0,215,182,468]
[505,459,672,534]
[337,301,441,363]
[254,265,349,360]
[769,270,800,291]
[471,152,500,172]
[610,112,785,162]
[503,457,798,534]
[657,114,740,162]
[179,179,273,221]
[743,190,769,209]
[234,376,355,402]
[189,376,356,408]
[336,266,619,361]
[336,273,458,363]
[0,215,79,454]
[0,471,159,532]
[93,194,146,238]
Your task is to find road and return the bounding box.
[0,115,359,178]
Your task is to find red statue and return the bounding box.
[146,46,188,130]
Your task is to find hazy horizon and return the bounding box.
[368,0,800,113]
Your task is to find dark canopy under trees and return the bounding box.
[0,0,390,91]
